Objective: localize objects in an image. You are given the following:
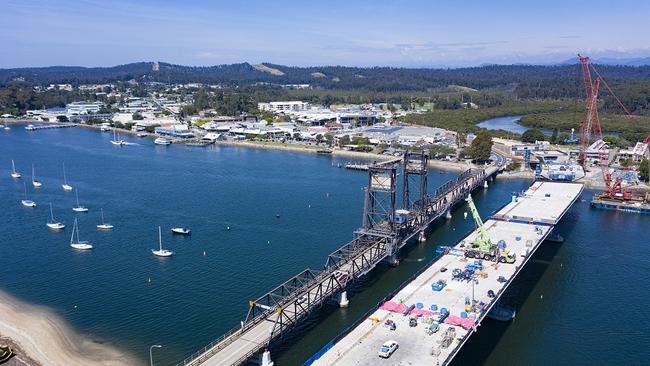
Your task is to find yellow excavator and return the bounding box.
[464,196,516,264]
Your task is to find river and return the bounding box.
[1,125,647,365]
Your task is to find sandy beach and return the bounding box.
[0,291,137,366]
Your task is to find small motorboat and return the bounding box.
[137,132,148,137]
[153,226,174,257]
[171,227,191,235]
[154,137,172,145]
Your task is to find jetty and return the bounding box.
[178,151,505,366]
[24,123,75,131]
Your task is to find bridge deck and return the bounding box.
[311,181,583,366]
[179,164,500,366]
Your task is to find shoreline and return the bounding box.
[0,290,137,366]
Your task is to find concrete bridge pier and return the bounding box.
[445,210,452,220]
[261,350,274,366]
[339,291,349,307]
[387,254,400,266]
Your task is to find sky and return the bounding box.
[1,0,650,68]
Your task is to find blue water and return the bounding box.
[2,125,648,366]
[477,115,537,135]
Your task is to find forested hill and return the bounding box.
[3,61,650,96]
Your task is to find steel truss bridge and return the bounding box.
[178,152,500,366]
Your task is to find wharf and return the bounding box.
[24,123,75,131]
[311,181,584,366]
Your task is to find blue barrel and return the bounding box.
[460,312,468,318]
[430,304,438,311]
[416,302,424,309]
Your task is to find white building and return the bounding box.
[66,101,103,115]
[258,101,309,112]
[618,142,649,162]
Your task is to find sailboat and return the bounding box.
[110,128,125,146]
[96,208,114,230]
[31,164,42,188]
[152,226,173,257]
[46,203,65,230]
[72,189,89,212]
[62,162,73,191]
[21,182,36,208]
[70,218,93,250]
[10,160,21,179]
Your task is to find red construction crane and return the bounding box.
[577,54,630,198]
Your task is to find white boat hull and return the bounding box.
[171,228,191,235]
[11,173,21,179]
[47,222,66,230]
[97,224,114,230]
[32,180,42,188]
[71,243,93,250]
[110,140,125,146]
[152,249,174,257]
[73,206,89,212]
[21,200,36,208]
[62,184,73,191]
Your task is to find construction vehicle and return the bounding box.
[464,196,516,263]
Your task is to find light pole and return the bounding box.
[150,344,162,366]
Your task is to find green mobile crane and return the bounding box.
[464,195,516,264]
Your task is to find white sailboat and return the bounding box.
[21,182,36,208]
[70,218,93,250]
[110,128,125,146]
[31,164,42,188]
[62,162,73,191]
[152,226,173,257]
[10,160,21,179]
[72,189,89,212]
[96,208,114,230]
[47,203,65,230]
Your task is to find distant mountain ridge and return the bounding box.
[2,61,650,92]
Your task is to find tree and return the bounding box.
[351,136,370,145]
[640,158,649,182]
[550,128,559,144]
[521,129,546,143]
[469,130,493,162]
[293,132,301,141]
[339,135,351,146]
[324,133,334,147]
[132,112,144,120]
[558,133,570,144]
[56,115,69,122]
[315,134,323,144]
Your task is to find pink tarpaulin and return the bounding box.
[409,309,435,317]
[379,301,408,313]
[444,315,475,330]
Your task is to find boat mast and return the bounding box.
[23,181,28,199]
[32,163,35,181]
[50,203,54,222]
[12,160,16,173]
[63,162,67,184]
[101,208,105,224]
[75,190,80,206]
[158,226,163,251]
[70,219,77,244]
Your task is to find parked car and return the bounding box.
[378,340,399,358]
